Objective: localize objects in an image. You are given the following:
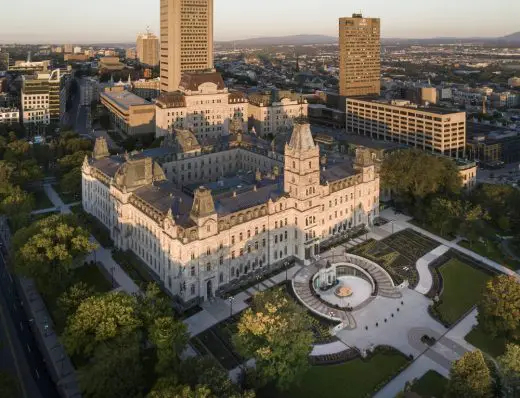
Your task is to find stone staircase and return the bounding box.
[354,261,402,299]
[293,281,356,330]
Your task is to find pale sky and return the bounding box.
[1,0,518,43]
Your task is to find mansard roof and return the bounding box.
[179,71,225,92]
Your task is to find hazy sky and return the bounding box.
[1,0,518,43]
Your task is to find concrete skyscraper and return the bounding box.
[160,0,214,93]
[137,31,159,66]
[339,14,381,97]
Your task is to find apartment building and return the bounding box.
[346,98,466,157]
[21,70,64,126]
[0,108,20,124]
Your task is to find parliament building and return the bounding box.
[82,119,380,305]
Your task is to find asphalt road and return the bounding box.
[0,246,59,398]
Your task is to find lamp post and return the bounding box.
[256,275,262,291]
[285,261,289,281]
[228,296,235,317]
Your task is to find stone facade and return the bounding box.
[82,120,379,304]
[248,90,308,137]
[155,72,248,139]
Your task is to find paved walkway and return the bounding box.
[379,209,520,278]
[42,184,139,295]
[185,265,303,336]
[310,340,351,356]
[414,245,450,295]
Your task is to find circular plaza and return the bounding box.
[292,252,402,330]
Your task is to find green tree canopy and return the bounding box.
[58,151,90,174]
[136,283,173,329]
[381,149,461,213]
[233,288,313,391]
[446,350,494,398]
[58,282,96,319]
[63,291,142,356]
[78,334,144,398]
[478,275,520,341]
[11,214,96,293]
[149,316,188,375]
[498,343,520,396]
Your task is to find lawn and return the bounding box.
[434,259,492,326]
[259,349,410,398]
[410,370,448,398]
[465,324,508,358]
[53,184,80,205]
[32,189,54,210]
[459,240,520,271]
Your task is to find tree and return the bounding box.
[136,283,172,329]
[12,214,96,294]
[0,184,35,231]
[78,334,144,398]
[63,291,142,356]
[478,275,520,341]
[58,282,96,318]
[60,167,82,197]
[58,151,90,174]
[147,379,211,398]
[446,351,494,398]
[233,288,313,391]
[149,316,188,375]
[380,149,461,215]
[498,343,520,396]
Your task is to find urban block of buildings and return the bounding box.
[247,90,308,137]
[82,119,380,304]
[155,72,247,139]
[100,88,156,136]
[346,98,467,158]
[21,69,64,126]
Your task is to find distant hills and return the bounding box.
[217,34,337,47]
[502,32,520,42]
[216,31,520,48]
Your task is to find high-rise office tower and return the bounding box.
[160,0,214,92]
[339,14,381,97]
[136,31,159,66]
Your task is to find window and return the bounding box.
[219,256,223,265]
[206,263,211,272]
[262,239,266,247]
[275,235,278,244]
[231,235,235,244]
[239,232,243,241]
[231,251,235,259]
[190,284,195,295]
[247,230,251,238]
[191,266,195,276]
[219,273,224,283]
[206,248,210,256]
[191,253,195,260]
[255,227,258,235]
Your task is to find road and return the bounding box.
[0,246,59,398]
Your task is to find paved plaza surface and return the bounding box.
[319,276,373,308]
[31,192,515,396]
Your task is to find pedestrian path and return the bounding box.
[310,340,350,356]
[42,184,139,295]
[184,264,302,337]
[415,245,450,295]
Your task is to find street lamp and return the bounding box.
[228,296,235,317]
[256,275,262,291]
[285,261,289,281]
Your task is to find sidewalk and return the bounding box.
[184,264,302,336]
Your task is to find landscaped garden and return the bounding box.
[349,229,438,288]
[258,347,410,398]
[458,239,520,271]
[409,370,448,398]
[430,256,494,326]
[54,183,81,205]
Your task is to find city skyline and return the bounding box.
[1,0,519,44]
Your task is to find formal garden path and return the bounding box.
[414,245,450,295]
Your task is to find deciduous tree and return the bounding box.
[149,316,188,375]
[478,275,520,341]
[233,288,313,391]
[12,214,96,294]
[58,281,96,318]
[446,351,494,398]
[63,291,142,356]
